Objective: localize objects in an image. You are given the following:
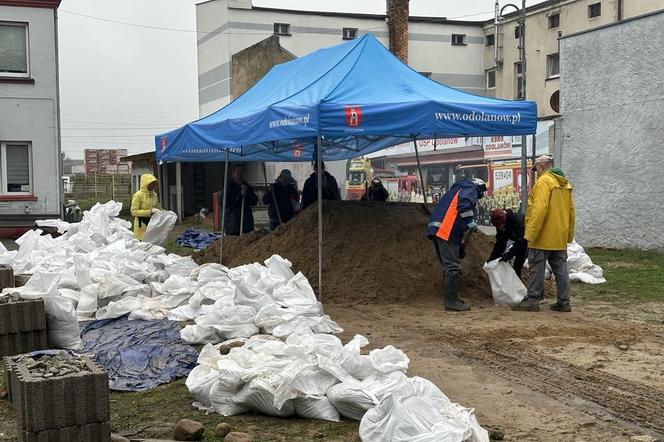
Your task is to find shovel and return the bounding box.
[239,191,245,237]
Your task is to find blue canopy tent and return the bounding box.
[155,33,537,299]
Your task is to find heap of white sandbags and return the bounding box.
[567,240,606,284]
[0,201,340,350]
[186,333,488,442]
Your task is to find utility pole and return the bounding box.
[500,0,528,213]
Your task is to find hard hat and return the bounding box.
[472,178,487,194]
[490,208,507,227]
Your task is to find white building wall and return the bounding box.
[196,0,486,117]
[560,11,664,251]
[0,5,61,222]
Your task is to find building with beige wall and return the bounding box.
[484,0,664,118]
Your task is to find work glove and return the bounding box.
[499,254,511,262]
[467,221,478,232]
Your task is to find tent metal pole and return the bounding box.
[412,139,427,205]
[176,162,183,223]
[220,150,229,265]
[520,135,528,213]
[316,135,323,302]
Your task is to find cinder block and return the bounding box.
[13,356,110,432]
[3,355,16,402]
[0,265,13,291]
[18,420,111,442]
[0,298,47,335]
[0,330,48,357]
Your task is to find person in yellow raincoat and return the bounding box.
[513,155,575,313]
[131,174,160,240]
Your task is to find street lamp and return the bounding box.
[498,0,528,213]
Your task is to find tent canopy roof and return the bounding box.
[156,33,537,163]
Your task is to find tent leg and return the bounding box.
[520,135,528,214]
[316,136,323,302]
[220,151,229,265]
[530,133,537,195]
[176,162,183,223]
[413,139,427,205]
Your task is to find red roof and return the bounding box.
[0,0,61,9]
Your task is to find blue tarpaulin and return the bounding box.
[176,228,221,250]
[80,317,198,391]
[155,33,537,163]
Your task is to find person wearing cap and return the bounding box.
[514,154,575,312]
[426,178,487,312]
[361,177,389,202]
[301,161,341,210]
[488,208,528,278]
[262,169,300,230]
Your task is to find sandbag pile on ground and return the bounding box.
[566,240,606,284]
[187,333,488,441]
[0,201,340,350]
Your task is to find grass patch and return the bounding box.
[110,380,359,442]
[574,248,664,303]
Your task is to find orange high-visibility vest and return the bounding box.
[436,191,460,241]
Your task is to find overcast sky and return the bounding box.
[58,0,541,158]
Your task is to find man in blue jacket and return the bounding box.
[427,178,487,311]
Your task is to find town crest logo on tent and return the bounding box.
[344,106,362,127]
[160,137,167,153]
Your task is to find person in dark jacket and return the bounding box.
[361,178,389,202]
[224,165,258,236]
[426,178,487,311]
[301,161,341,210]
[262,169,300,230]
[488,208,528,278]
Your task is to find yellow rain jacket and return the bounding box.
[524,168,575,250]
[131,174,160,240]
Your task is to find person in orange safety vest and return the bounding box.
[426,178,487,311]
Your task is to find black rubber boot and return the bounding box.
[443,273,470,312]
[550,301,572,312]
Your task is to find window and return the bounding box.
[342,27,357,40]
[547,53,560,78]
[0,22,29,77]
[451,34,466,46]
[548,13,560,28]
[273,23,291,36]
[486,69,496,89]
[485,34,495,46]
[514,62,525,99]
[1,143,32,194]
[588,2,602,18]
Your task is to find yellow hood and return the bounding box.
[139,174,158,192]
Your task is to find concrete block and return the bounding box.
[0,265,13,290]
[13,355,110,432]
[0,330,48,357]
[14,274,32,288]
[0,298,47,335]
[18,420,111,442]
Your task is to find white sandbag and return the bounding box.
[189,280,235,307]
[327,371,414,421]
[294,396,340,421]
[307,315,344,334]
[335,335,376,380]
[359,394,471,442]
[264,255,294,282]
[483,259,527,306]
[233,373,296,417]
[369,346,409,374]
[196,305,259,339]
[272,272,319,311]
[141,210,177,246]
[76,283,99,319]
[181,324,227,344]
[192,264,229,282]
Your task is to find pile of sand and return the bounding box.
[196,201,495,304]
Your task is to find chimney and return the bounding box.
[386,0,410,63]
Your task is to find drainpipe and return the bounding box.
[494,0,500,67]
[54,8,64,218]
[617,0,623,21]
